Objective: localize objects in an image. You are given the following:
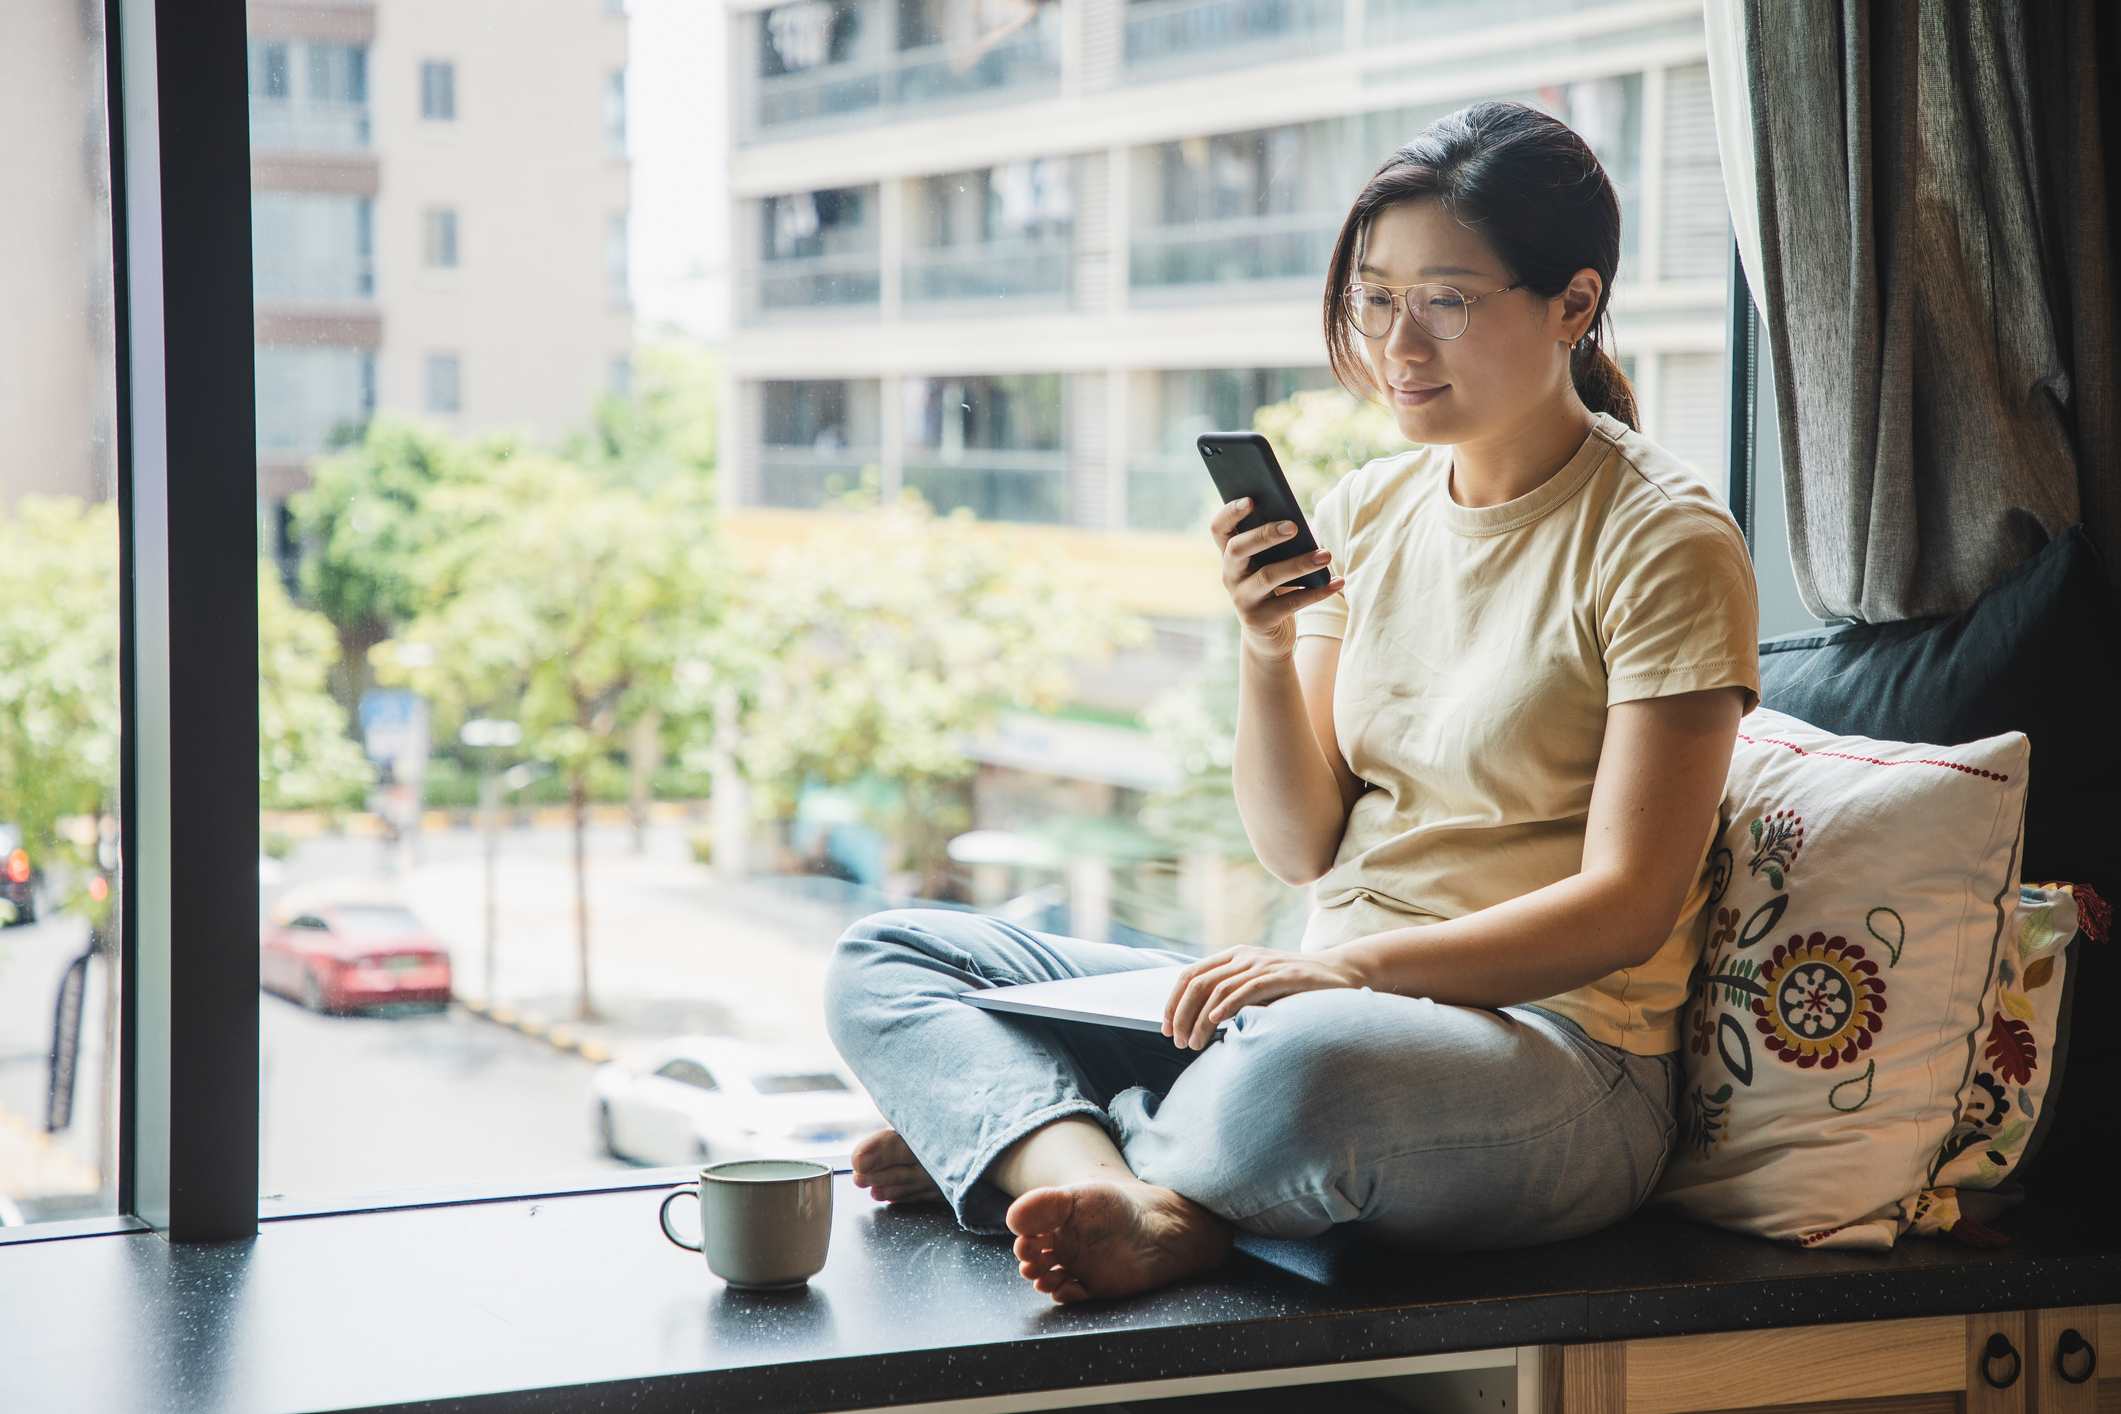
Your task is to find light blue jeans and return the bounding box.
[823,906,1681,1248]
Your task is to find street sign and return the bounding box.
[46,944,91,1133]
[359,688,430,770]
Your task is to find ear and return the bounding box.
[1557,268,1602,343]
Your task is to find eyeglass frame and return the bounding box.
[1342,279,1522,342]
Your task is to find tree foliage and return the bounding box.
[0,498,121,896]
[677,487,1150,890]
[1137,387,1407,863]
[258,561,374,811]
[1250,386,1406,515]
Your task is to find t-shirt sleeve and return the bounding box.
[1598,510,1762,712]
[1291,474,1353,641]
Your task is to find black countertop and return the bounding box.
[2,1173,2112,1414]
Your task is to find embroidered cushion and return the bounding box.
[1755,525,2121,1201]
[1905,881,2108,1244]
[1644,706,2030,1250]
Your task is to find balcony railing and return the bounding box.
[248,96,370,152]
[752,25,1060,139]
[753,251,884,315]
[252,255,375,305]
[903,234,1073,305]
[758,448,880,509]
[1130,210,1343,291]
[1126,0,1346,76]
[902,449,1069,524]
[1367,0,1646,43]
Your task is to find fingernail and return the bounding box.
[1277,521,1295,535]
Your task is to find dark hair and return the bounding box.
[1322,99,1639,430]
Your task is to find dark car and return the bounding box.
[261,887,453,1014]
[0,823,39,927]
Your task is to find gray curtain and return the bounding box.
[1740,1,2120,622]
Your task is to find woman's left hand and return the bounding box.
[1161,945,1373,1051]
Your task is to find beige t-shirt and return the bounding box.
[1290,410,1761,1057]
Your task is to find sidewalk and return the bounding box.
[0,1104,100,1204]
[396,834,898,1068]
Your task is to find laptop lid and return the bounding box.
[954,965,1228,1040]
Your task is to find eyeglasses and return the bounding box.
[1342,280,1520,341]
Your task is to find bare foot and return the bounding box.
[849,1127,946,1206]
[1005,1179,1234,1305]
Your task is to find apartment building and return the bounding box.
[711,0,1736,935]
[247,0,633,561]
[717,0,1729,631]
[1,2,117,508]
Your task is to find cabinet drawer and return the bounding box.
[1623,1316,1969,1414]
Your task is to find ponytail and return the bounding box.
[1570,320,1638,430]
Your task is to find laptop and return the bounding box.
[954,965,1230,1043]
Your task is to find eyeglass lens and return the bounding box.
[1346,283,1469,340]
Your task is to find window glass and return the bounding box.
[423,207,459,268]
[246,0,1776,1208]
[754,1072,852,1096]
[332,905,427,938]
[424,354,462,413]
[420,60,456,120]
[604,68,627,157]
[0,1,121,1230]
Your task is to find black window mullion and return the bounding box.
[110,0,261,1242]
[1723,226,1759,553]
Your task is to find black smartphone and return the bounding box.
[1196,431,1329,592]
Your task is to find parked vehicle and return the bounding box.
[0,823,40,927]
[590,1037,883,1169]
[260,880,452,1014]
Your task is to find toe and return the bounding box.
[1004,1187,1075,1240]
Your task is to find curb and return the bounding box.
[455,997,612,1065]
[262,800,707,841]
[0,1102,102,1196]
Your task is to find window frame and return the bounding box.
[7,0,1767,1250]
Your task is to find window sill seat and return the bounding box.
[1,1172,2114,1413]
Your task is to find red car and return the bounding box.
[261,896,453,1013]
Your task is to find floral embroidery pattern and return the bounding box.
[1746,809,1803,889]
[1679,1081,1733,1158]
[1754,931,1885,1070]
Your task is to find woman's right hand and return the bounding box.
[1214,497,1344,659]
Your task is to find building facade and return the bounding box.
[247,0,633,561]
[716,0,1730,681]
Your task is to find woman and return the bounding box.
[823,100,1760,1305]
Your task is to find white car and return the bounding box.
[590,1036,884,1169]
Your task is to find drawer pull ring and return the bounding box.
[2055,1327,2096,1384]
[1981,1332,2022,1390]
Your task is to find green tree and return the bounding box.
[258,561,375,812]
[1250,386,1406,515]
[373,452,729,1022]
[681,487,1150,896]
[0,497,121,929]
[1133,387,1407,933]
[563,339,722,493]
[0,502,359,930]
[288,417,511,718]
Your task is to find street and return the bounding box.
[1,819,875,1220]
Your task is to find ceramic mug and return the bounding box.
[658,1158,832,1290]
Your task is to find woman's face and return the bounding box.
[1353,197,1594,446]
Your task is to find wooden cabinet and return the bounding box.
[1539,1303,2117,1414]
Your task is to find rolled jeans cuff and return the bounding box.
[949,1098,1117,1235]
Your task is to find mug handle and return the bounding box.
[658,1185,702,1252]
